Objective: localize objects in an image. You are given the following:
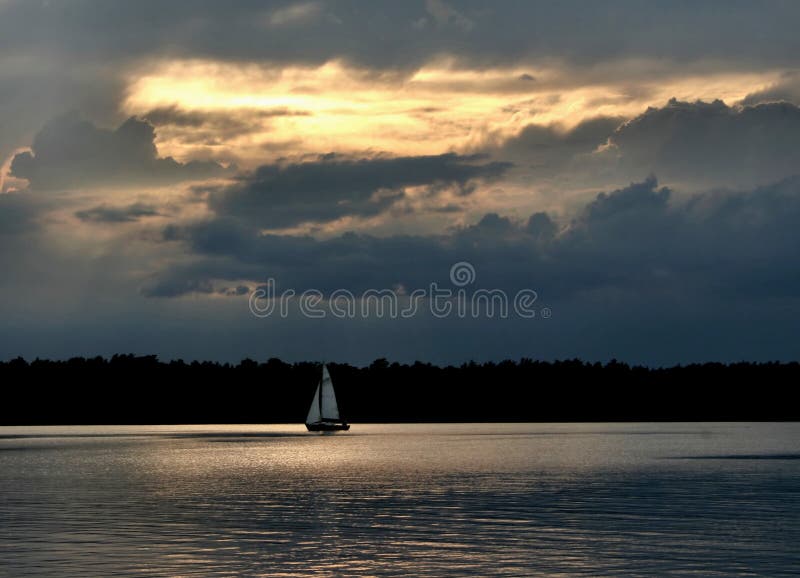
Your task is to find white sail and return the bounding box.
[305,382,321,424]
[320,365,341,421]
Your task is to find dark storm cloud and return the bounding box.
[207,153,512,227]
[604,99,800,187]
[0,58,124,169]
[141,275,216,298]
[141,106,311,143]
[4,174,800,365]
[149,175,800,302]
[495,116,624,171]
[506,118,623,155]
[2,1,800,69]
[740,72,800,106]
[0,191,43,236]
[9,115,230,190]
[143,106,310,128]
[75,203,160,223]
[525,212,557,241]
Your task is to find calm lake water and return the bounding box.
[0,423,798,577]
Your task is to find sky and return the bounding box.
[2,0,800,365]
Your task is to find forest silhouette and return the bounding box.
[1,355,798,424]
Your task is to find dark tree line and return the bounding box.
[1,355,798,424]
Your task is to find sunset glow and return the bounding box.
[123,58,782,164]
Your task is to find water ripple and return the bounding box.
[1,423,799,576]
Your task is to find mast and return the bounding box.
[318,373,323,420]
[320,364,341,422]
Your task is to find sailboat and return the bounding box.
[305,364,350,432]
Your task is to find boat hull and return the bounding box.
[306,422,350,432]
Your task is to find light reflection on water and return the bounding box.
[1,423,799,576]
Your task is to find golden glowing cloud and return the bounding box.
[123,58,783,167]
[0,147,31,193]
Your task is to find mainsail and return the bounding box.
[305,383,321,424]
